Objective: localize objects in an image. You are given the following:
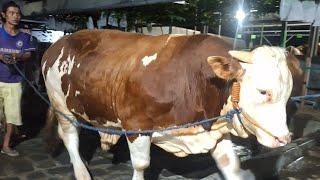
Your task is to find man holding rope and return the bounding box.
[0,1,35,156]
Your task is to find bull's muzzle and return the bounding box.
[276,132,292,146]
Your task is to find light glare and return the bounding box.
[236,9,246,23]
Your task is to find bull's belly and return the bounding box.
[151,126,223,157]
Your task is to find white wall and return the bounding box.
[131,26,246,49]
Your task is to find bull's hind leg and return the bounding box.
[56,113,91,180]
[127,136,151,180]
[210,135,244,180]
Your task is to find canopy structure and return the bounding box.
[280,0,320,26]
[0,0,178,16]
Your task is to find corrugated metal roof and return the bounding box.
[17,0,178,15]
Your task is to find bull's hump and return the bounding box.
[139,35,186,67]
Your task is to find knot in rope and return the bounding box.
[225,108,242,122]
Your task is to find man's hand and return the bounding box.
[2,54,17,64]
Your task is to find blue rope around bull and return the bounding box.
[13,64,320,135]
[13,64,241,135]
[14,64,320,135]
[68,109,240,135]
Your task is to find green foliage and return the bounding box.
[111,0,281,33]
[121,0,225,31]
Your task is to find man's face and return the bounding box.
[2,6,21,26]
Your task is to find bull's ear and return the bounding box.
[207,56,243,80]
[286,46,303,56]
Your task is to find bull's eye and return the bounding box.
[259,90,267,95]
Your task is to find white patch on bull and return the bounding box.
[59,60,68,74]
[41,60,47,76]
[75,90,80,97]
[44,47,91,179]
[48,51,75,102]
[142,53,157,67]
[57,54,75,76]
[66,84,71,98]
[67,55,75,75]
[77,63,80,68]
[165,34,183,45]
[46,49,77,108]
[127,136,151,179]
[210,138,244,180]
[45,47,70,111]
[102,118,122,128]
[152,126,224,157]
[99,118,122,151]
[99,132,121,151]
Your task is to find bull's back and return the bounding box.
[41,30,173,123]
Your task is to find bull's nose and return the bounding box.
[277,133,292,146]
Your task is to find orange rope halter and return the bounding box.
[230,82,282,142]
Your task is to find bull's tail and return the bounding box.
[42,106,63,156]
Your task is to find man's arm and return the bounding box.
[0,53,30,64]
[18,52,32,61]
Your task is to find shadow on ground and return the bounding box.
[78,129,221,180]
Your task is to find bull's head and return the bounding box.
[207,46,293,148]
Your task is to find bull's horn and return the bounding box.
[228,50,253,63]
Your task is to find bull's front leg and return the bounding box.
[126,135,151,180]
[210,135,252,180]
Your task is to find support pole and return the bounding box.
[218,17,222,36]
[280,21,288,47]
[260,23,264,45]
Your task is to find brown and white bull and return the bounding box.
[41,30,293,180]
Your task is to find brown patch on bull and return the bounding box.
[127,135,140,143]
[67,30,101,56]
[217,154,230,167]
[286,53,304,97]
[59,62,87,117]
[295,44,320,56]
